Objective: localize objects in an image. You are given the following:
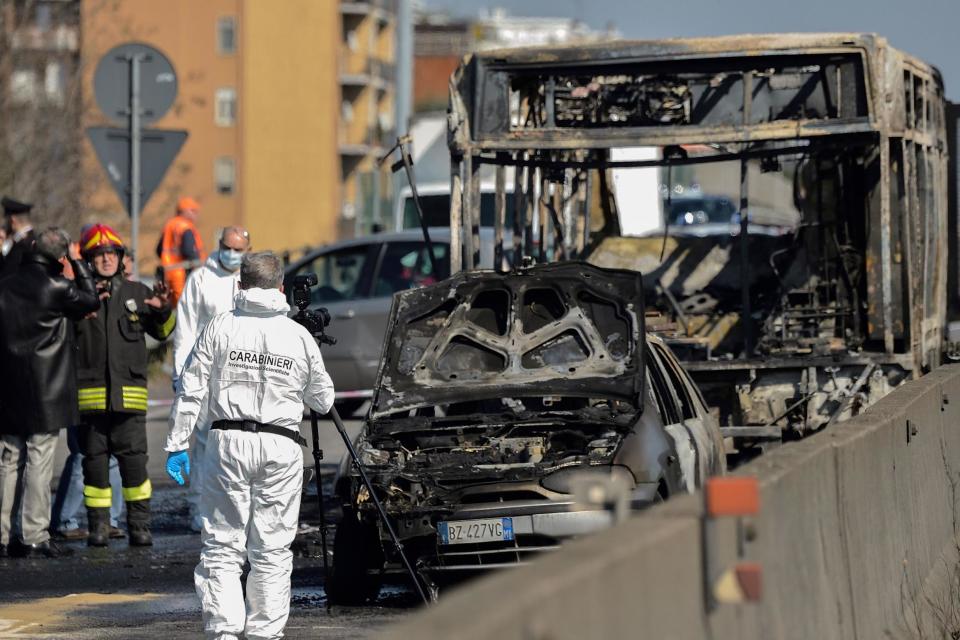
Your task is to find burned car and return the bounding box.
[327,262,725,603]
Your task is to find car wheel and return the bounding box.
[327,511,384,605]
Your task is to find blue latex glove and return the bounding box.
[166,450,190,486]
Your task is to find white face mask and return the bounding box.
[220,249,243,271]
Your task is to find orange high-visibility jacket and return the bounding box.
[159,215,204,305]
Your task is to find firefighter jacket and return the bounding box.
[0,253,99,436]
[75,275,176,415]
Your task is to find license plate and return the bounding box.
[438,517,514,545]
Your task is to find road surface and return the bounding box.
[0,380,419,639]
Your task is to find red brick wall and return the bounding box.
[414,55,460,112]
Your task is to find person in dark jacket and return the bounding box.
[75,224,174,547]
[0,196,36,277]
[0,228,100,558]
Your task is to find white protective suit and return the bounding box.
[166,286,334,640]
[171,252,241,531]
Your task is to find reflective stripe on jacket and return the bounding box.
[75,275,176,415]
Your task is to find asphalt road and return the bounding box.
[1,379,419,639]
[0,487,420,639]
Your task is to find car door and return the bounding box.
[649,341,725,485]
[353,240,452,392]
[288,242,379,393]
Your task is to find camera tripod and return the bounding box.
[291,275,430,606]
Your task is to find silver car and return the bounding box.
[327,261,725,603]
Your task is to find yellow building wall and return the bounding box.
[240,0,340,253]
[81,0,241,271]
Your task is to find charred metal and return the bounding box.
[330,263,724,600]
[445,33,950,439]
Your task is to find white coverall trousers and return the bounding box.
[186,420,208,532]
[195,429,303,640]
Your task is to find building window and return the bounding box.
[44,61,63,105]
[214,157,236,194]
[10,69,37,104]
[35,4,52,31]
[215,88,236,126]
[217,16,236,55]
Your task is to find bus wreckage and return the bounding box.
[444,33,955,449]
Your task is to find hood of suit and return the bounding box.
[235,287,290,315]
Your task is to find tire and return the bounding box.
[327,512,384,605]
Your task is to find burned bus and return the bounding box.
[445,34,952,446]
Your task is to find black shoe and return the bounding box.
[128,527,153,547]
[86,507,110,547]
[127,499,153,546]
[10,540,74,559]
[0,543,6,558]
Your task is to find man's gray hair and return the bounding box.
[35,227,70,262]
[240,251,284,290]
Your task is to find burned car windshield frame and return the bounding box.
[369,262,645,420]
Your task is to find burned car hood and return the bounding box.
[370,262,644,419]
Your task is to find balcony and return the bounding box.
[340,0,396,22]
[339,124,391,162]
[339,58,395,91]
[10,25,79,52]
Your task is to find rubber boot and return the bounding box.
[126,500,153,547]
[86,507,110,547]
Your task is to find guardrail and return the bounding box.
[380,365,960,639]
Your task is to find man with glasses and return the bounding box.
[74,224,175,547]
[171,226,251,532]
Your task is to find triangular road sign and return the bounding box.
[86,126,188,215]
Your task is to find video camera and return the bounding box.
[291,273,335,346]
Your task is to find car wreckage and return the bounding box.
[328,262,725,602]
[323,32,956,602]
[441,33,954,447]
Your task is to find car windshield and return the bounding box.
[291,245,369,304]
[373,242,450,297]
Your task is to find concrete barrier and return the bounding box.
[380,365,960,640]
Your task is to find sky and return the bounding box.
[423,0,960,99]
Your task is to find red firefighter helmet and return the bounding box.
[79,223,125,259]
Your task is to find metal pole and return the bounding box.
[739,71,754,357]
[309,409,330,611]
[449,156,462,274]
[328,406,430,605]
[397,138,437,274]
[494,162,505,271]
[392,0,413,229]
[129,54,142,280]
[739,156,752,357]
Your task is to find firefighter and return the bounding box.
[157,196,205,305]
[76,224,175,546]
